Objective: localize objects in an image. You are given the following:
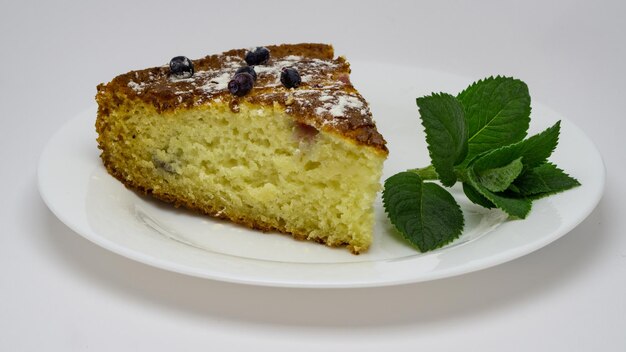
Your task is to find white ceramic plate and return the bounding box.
[38,62,605,288]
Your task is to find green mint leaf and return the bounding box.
[383,76,581,254]
[383,172,464,252]
[416,93,468,187]
[471,121,561,172]
[463,183,495,208]
[466,169,532,218]
[476,157,524,192]
[512,162,581,198]
[457,76,531,162]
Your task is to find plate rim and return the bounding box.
[37,64,606,288]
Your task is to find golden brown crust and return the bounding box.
[96,43,387,154]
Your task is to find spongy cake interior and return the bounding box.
[98,99,385,253]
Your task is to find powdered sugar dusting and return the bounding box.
[120,47,371,132]
[311,92,365,119]
[127,80,146,93]
[109,44,384,149]
[330,95,363,117]
[124,50,345,105]
[250,55,339,88]
[315,106,327,116]
[319,95,333,102]
[149,53,344,102]
[204,71,232,92]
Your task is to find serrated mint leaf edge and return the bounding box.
[476,157,524,192]
[383,172,464,252]
[470,121,561,172]
[465,169,533,219]
[513,162,581,198]
[418,182,465,250]
[457,76,531,162]
[416,93,468,187]
[462,182,496,208]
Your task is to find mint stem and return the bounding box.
[408,165,470,184]
[407,165,439,180]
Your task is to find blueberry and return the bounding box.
[244,47,270,66]
[169,56,194,79]
[228,73,254,97]
[280,67,301,88]
[235,66,257,81]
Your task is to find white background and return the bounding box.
[1,0,625,350]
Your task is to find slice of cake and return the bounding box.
[95,43,388,254]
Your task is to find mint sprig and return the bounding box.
[383,76,580,252]
[383,172,464,251]
[458,76,531,163]
[417,93,468,186]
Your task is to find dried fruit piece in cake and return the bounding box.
[95,43,388,254]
